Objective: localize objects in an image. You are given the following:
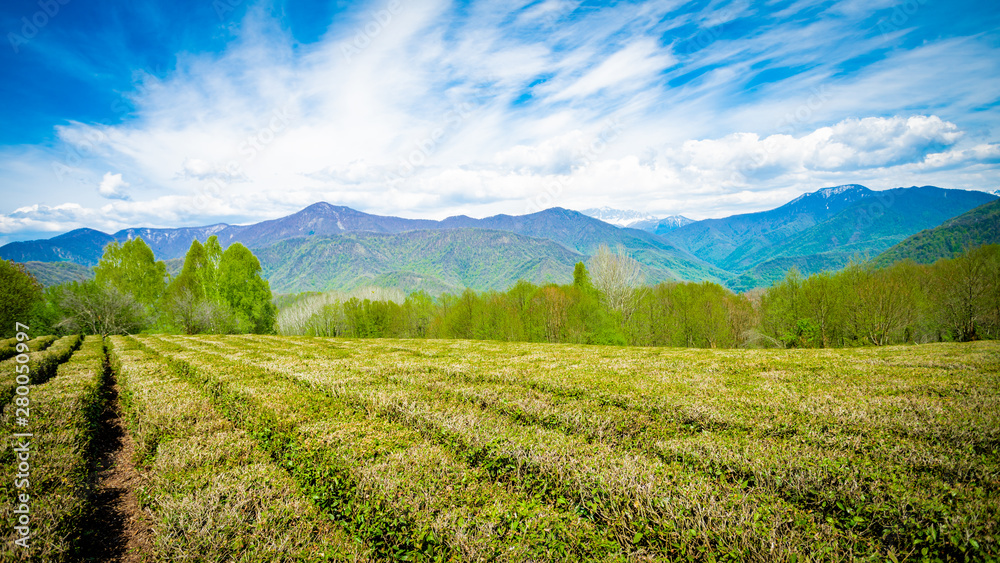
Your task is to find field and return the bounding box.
[2,335,999,561]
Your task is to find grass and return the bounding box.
[108,335,371,562]
[0,335,106,562]
[127,334,998,562]
[1,334,995,561]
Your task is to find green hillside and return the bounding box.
[872,199,1000,266]
[253,229,586,294]
[22,261,93,286]
[667,186,996,290]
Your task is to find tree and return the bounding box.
[761,268,805,347]
[845,261,918,346]
[217,243,276,333]
[800,271,844,347]
[94,237,167,312]
[0,260,44,338]
[589,244,644,322]
[56,281,147,336]
[929,245,996,341]
[168,239,212,302]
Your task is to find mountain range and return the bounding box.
[661,185,996,290]
[580,207,693,234]
[2,184,996,294]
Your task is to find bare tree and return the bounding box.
[589,244,645,321]
[57,281,147,336]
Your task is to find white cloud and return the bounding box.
[551,40,676,101]
[98,172,131,200]
[0,0,998,237]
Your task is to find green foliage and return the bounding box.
[276,244,1000,348]
[0,259,44,337]
[169,239,211,302]
[94,237,168,310]
[874,199,1000,267]
[164,238,275,334]
[20,261,93,287]
[0,336,106,562]
[217,243,277,334]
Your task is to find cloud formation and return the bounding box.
[98,172,131,200]
[0,0,998,243]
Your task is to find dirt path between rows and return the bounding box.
[77,378,153,562]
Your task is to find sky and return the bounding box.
[1,0,998,244]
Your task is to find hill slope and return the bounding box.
[253,229,585,294]
[872,199,1000,266]
[666,185,996,288]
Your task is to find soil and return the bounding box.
[76,379,154,562]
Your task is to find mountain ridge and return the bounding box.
[5,184,997,293]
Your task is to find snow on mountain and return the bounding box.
[578,207,694,235]
[580,207,657,227]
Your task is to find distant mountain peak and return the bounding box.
[817,184,868,197]
[580,207,657,227]
[787,184,871,205]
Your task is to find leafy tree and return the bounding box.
[928,244,996,341]
[169,239,212,302]
[94,237,168,311]
[761,268,805,347]
[844,261,918,345]
[799,271,844,347]
[217,243,277,333]
[0,260,44,337]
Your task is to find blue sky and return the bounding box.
[1,0,999,243]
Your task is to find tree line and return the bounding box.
[277,243,1000,347]
[3,238,998,346]
[1,236,275,337]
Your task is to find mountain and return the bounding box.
[2,205,725,294]
[663,184,875,269]
[254,229,584,294]
[580,207,657,227]
[630,215,695,235]
[580,207,694,234]
[872,199,1000,267]
[665,185,997,288]
[6,185,991,295]
[0,228,114,266]
[435,208,724,283]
